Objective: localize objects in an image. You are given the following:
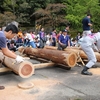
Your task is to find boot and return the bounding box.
[81,66,92,75]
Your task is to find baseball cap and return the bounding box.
[62,30,68,33]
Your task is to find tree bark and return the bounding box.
[0,52,34,78]
[44,46,100,62]
[20,47,77,67]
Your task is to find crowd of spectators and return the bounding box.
[3,26,83,52]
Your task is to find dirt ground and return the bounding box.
[0,78,60,100]
[89,68,100,75]
[0,58,100,100]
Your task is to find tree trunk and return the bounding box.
[44,46,100,62]
[0,52,34,78]
[21,47,77,67]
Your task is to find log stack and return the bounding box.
[19,47,77,68]
[0,52,34,78]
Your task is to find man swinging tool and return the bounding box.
[78,32,100,75]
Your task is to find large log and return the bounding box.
[44,46,100,62]
[0,52,34,78]
[19,47,77,67]
[44,46,87,59]
[64,49,87,59]
[63,48,100,62]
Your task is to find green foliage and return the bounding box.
[0,0,100,33]
[64,0,100,32]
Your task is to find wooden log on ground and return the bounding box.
[95,52,100,62]
[0,67,12,73]
[44,46,87,59]
[33,62,55,69]
[64,49,100,62]
[44,46,100,62]
[29,56,72,70]
[19,47,77,67]
[0,52,34,78]
[64,49,87,59]
[29,56,50,63]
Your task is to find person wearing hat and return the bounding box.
[57,30,70,50]
[82,13,92,37]
[0,24,24,90]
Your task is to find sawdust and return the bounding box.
[89,68,100,75]
[0,86,34,100]
[0,79,59,100]
[32,79,58,87]
[29,79,59,98]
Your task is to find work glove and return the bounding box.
[15,55,24,64]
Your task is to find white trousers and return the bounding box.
[81,44,97,68]
[82,30,91,37]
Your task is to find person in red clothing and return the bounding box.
[56,31,62,42]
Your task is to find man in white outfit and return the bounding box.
[79,32,100,75]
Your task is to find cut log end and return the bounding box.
[21,64,32,75]
[67,53,77,67]
[19,61,34,78]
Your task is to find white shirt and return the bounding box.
[46,40,51,46]
[26,33,34,42]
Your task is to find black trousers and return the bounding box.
[57,43,67,50]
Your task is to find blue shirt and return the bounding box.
[16,38,23,43]
[0,31,6,48]
[59,34,69,46]
[82,17,91,31]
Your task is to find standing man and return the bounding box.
[0,24,24,90]
[57,30,70,50]
[82,14,92,36]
